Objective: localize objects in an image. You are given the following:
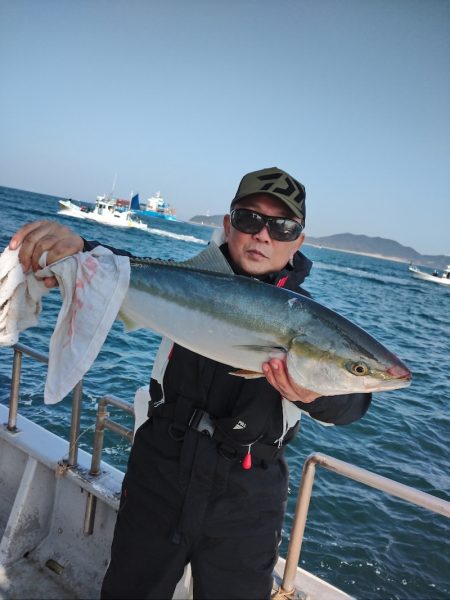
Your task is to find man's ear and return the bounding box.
[290,233,305,263]
[223,214,231,240]
[294,233,305,252]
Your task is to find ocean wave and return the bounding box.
[313,261,412,286]
[146,227,207,245]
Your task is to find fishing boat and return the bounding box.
[58,194,148,231]
[1,343,449,599]
[408,264,450,286]
[132,191,177,221]
[58,199,93,214]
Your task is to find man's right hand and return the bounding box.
[9,220,84,288]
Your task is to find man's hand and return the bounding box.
[262,358,320,403]
[9,220,84,288]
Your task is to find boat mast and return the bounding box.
[109,173,118,202]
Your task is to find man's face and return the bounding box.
[223,194,305,276]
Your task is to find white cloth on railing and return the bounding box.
[0,246,48,346]
[0,245,130,404]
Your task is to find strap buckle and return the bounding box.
[188,408,216,437]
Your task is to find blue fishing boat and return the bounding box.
[131,191,177,221]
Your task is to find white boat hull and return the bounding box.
[409,266,450,286]
[58,201,148,231]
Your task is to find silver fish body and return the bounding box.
[119,244,411,395]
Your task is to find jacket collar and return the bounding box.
[219,243,312,294]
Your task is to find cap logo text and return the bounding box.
[257,174,304,206]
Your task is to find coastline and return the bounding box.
[185,218,449,268]
[303,241,411,264]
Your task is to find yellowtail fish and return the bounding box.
[119,243,411,395]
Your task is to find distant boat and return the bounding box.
[58,194,148,231]
[408,264,450,286]
[132,191,177,221]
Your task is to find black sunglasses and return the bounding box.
[230,208,303,242]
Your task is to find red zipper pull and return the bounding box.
[242,446,252,470]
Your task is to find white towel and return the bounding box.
[0,247,48,345]
[0,245,130,404]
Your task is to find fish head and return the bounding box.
[285,318,412,396]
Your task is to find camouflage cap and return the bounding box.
[231,167,306,224]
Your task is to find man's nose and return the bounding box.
[253,224,271,242]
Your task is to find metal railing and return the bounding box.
[4,344,134,472]
[90,394,134,476]
[6,343,83,466]
[276,452,450,598]
[4,343,135,536]
[84,394,134,536]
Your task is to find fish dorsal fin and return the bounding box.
[130,242,234,275]
[181,242,234,275]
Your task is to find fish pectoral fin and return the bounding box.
[230,345,288,378]
[230,369,265,379]
[234,344,288,355]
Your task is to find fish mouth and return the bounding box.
[372,364,412,391]
[386,364,412,382]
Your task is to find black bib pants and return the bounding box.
[101,416,288,600]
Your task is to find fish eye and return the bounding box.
[348,361,370,376]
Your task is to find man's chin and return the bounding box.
[240,259,272,277]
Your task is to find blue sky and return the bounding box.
[1,0,449,255]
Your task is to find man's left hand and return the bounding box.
[262,358,320,403]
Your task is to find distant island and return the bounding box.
[189,215,449,269]
[305,233,450,269]
[190,214,224,227]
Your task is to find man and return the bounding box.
[10,167,371,599]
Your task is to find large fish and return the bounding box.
[119,243,411,395]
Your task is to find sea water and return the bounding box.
[0,186,449,600]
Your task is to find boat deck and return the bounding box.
[0,557,352,600]
[1,558,74,599]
